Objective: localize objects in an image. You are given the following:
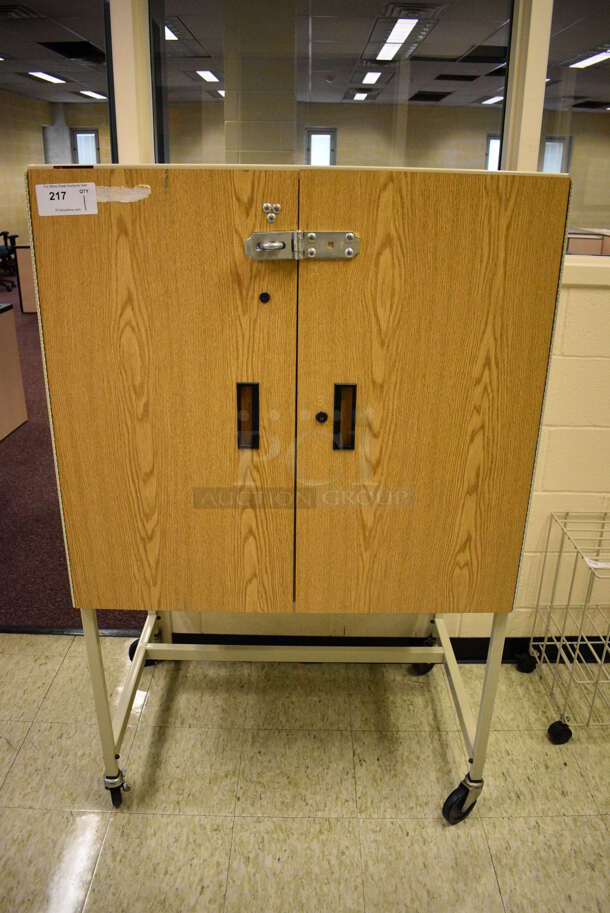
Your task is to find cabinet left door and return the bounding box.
[29,166,298,614]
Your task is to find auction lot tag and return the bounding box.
[35,182,98,216]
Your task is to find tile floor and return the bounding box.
[0,633,608,913]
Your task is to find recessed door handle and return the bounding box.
[333,384,357,450]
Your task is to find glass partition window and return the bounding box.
[486,134,501,170]
[541,137,571,173]
[306,129,337,165]
[72,129,101,165]
[154,1,512,171]
[542,0,610,250]
[0,1,111,243]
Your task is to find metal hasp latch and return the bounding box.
[244,231,360,261]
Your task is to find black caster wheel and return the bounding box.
[412,663,434,676]
[442,783,477,825]
[109,786,123,808]
[128,638,155,666]
[547,720,572,744]
[515,652,537,674]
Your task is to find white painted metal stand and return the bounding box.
[81,607,507,821]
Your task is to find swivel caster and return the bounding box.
[515,651,537,674]
[128,638,155,666]
[442,781,478,825]
[105,769,128,808]
[412,663,434,676]
[547,719,572,744]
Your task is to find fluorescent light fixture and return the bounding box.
[80,89,107,100]
[570,49,610,69]
[196,69,218,82]
[376,18,418,61]
[164,25,178,40]
[354,92,368,101]
[29,70,65,84]
[363,71,381,84]
[218,89,225,97]
[482,95,504,105]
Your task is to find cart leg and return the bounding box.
[442,612,508,825]
[81,608,125,808]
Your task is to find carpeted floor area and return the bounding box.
[0,287,144,632]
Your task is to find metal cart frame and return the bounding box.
[82,607,508,824]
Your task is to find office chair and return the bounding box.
[0,231,18,292]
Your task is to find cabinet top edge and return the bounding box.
[26,163,570,182]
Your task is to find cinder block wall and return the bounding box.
[462,257,610,638]
[0,89,50,240]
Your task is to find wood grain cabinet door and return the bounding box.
[295,168,569,616]
[29,166,298,614]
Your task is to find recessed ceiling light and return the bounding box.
[0,57,5,62]
[80,89,107,100]
[164,25,178,40]
[354,92,368,101]
[570,49,610,69]
[29,71,66,84]
[363,71,381,85]
[482,95,504,105]
[196,70,218,82]
[377,18,418,61]
[218,89,225,97]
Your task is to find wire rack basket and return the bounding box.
[528,512,609,742]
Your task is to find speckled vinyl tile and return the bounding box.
[123,724,242,815]
[140,660,252,728]
[484,815,610,913]
[0,806,107,913]
[237,729,356,817]
[36,636,152,725]
[0,635,73,721]
[83,813,233,913]
[360,817,504,913]
[225,816,364,913]
[460,663,557,730]
[0,720,29,788]
[569,726,610,813]
[0,720,136,811]
[348,664,458,731]
[476,730,598,818]
[352,729,467,818]
[245,662,351,730]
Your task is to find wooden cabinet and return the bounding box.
[28,165,569,617]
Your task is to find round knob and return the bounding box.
[315,411,328,424]
[259,292,271,303]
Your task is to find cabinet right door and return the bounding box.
[295,168,569,616]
